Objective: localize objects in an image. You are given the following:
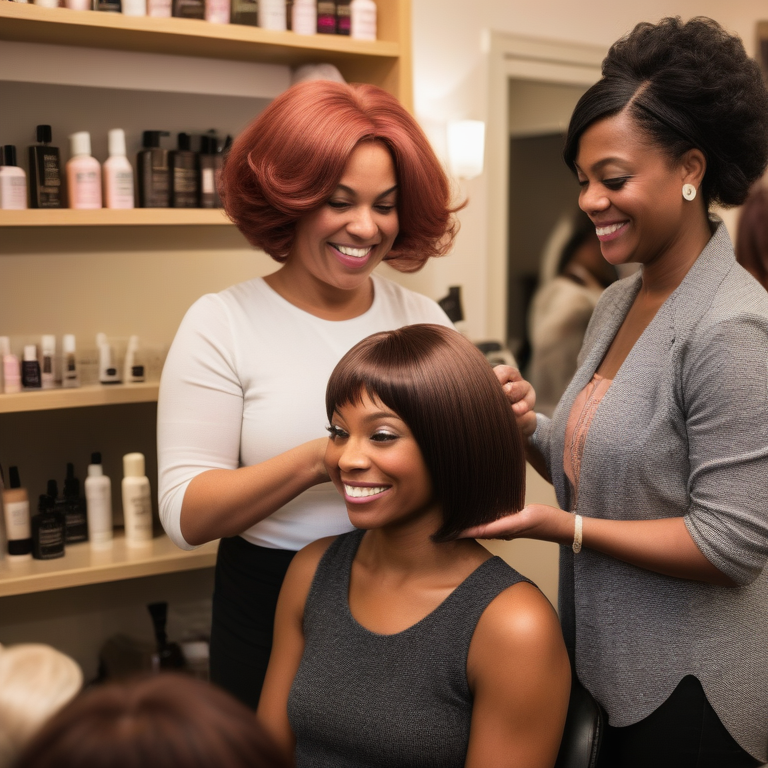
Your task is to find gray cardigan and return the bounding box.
[531,222,768,761]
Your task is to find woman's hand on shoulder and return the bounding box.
[494,365,538,437]
[459,504,574,545]
[466,582,571,768]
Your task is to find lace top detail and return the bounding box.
[563,372,613,505]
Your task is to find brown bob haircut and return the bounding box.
[13,673,288,768]
[220,79,461,272]
[326,324,526,541]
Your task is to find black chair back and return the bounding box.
[554,678,604,768]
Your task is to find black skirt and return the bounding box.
[209,535,296,709]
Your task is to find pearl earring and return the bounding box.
[682,183,697,201]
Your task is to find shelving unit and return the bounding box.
[0,534,219,597]
[0,0,413,670]
[0,209,231,226]
[0,383,159,414]
[0,0,412,108]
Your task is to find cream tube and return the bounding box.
[97,333,121,384]
[62,334,80,388]
[41,334,56,389]
[124,335,145,384]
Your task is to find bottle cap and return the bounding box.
[108,129,127,157]
[69,131,92,157]
[88,452,104,477]
[63,334,76,354]
[200,134,218,155]
[47,479,58,499]
[177,133,192,152]
[38,493,54,513]
[41,335,56,354]
[9,466,21,489]
[2,145,18,167]
[64,463,80,498]
[141,131,170,149]
[23,345,38,363]
[123,452,145,478]
[0,336,10,357]
[36,125,53,144]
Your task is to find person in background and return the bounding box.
[258,324,570,768]
[13,673,289,768]
[471,16,768,768]
[157,79,459,709]
[0,643,82,768]
[736,182,768,291]
[527,211,618,416]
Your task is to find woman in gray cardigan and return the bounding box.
[465,17,768,768]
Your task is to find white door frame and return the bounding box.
[485,32,604,342]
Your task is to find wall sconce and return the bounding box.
[447,119,485,179]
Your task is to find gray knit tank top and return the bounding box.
[287,529,531,768]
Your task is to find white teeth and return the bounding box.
[596,222,626,236]
[336,245,373,258]
[344,484,388,498]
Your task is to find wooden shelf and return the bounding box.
[0,2,399,58]
[0,1,409,104]
[0,208,232,227]
[0,382,159,414]
[0,533,219,597]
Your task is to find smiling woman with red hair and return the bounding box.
[158,79,461,710]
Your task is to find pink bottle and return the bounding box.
[67,132,102,210]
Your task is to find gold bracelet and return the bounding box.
[572,513,583,554]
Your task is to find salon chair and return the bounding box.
[554,677,604,768]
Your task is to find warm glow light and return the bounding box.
[447,120,485,179]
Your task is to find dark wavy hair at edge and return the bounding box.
[736,184,768,289]
[326,324,526,542]
[13,673,289,768]
[563,16,768,208]
[220,80,462,272]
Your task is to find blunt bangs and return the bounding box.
[326,325,526,541]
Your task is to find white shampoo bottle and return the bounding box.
[122,452,153,546]
[104,129,135,209]
[350,0,376,39]
[85,452,113,547]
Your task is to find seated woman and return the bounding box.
[258,324,571,768]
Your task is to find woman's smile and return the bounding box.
[342,482,392,503]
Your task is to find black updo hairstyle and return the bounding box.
[563,17,768,208]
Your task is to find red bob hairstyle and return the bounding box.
[220,80,460,272]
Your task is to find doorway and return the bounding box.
[506,79,587,365]
[484,32,604,345]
